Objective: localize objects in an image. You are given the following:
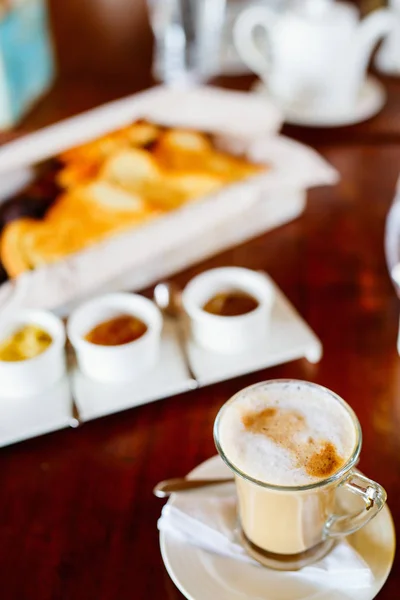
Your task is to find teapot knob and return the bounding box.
[295,0,333,18]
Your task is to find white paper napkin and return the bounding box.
[158,493,374,592]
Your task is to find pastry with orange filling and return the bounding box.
[0,121,266,278]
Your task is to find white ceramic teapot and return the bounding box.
[234,0,394,116]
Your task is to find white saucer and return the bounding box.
[252,76,387,128]
[160,455,395,600]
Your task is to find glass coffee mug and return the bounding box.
[214,380,387,570]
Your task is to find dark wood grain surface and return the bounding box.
[0,1,399,598]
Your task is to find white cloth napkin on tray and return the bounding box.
[158,493,373,591]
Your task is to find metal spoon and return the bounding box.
[153,282,198,383]
[153,476,234,497]
[154,281,183,318]
[65,339,81,427]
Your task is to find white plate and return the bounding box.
[252,76,387,128]
[186,273,322,386]
[160,455,396,600]
[0,375,76,448]
[71,319,197,422]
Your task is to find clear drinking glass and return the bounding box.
[214,380,387,570]
[385,176,400,353]
[147,0,227,84]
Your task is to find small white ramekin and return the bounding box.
[0,309,66,398]
[67,293,163,382]
[182,267,274,354]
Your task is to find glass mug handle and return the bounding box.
[324,472,387,538]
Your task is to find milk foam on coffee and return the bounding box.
[218,381,357,486]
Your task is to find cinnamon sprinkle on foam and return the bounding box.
[242,407,344,480]
[305,442,344,478]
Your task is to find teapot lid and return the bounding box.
[292,0,336,19]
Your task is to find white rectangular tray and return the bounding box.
[0,375,76,448]
[68,275,322,423]
[0,275,322,445]
[185,274,322,387]
[71,320,197,422]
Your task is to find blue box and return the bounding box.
[0,0,55,128]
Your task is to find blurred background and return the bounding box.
[0,0,391,131]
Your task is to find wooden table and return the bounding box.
[1,3,400,597]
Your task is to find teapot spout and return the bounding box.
[352,8,394,87]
